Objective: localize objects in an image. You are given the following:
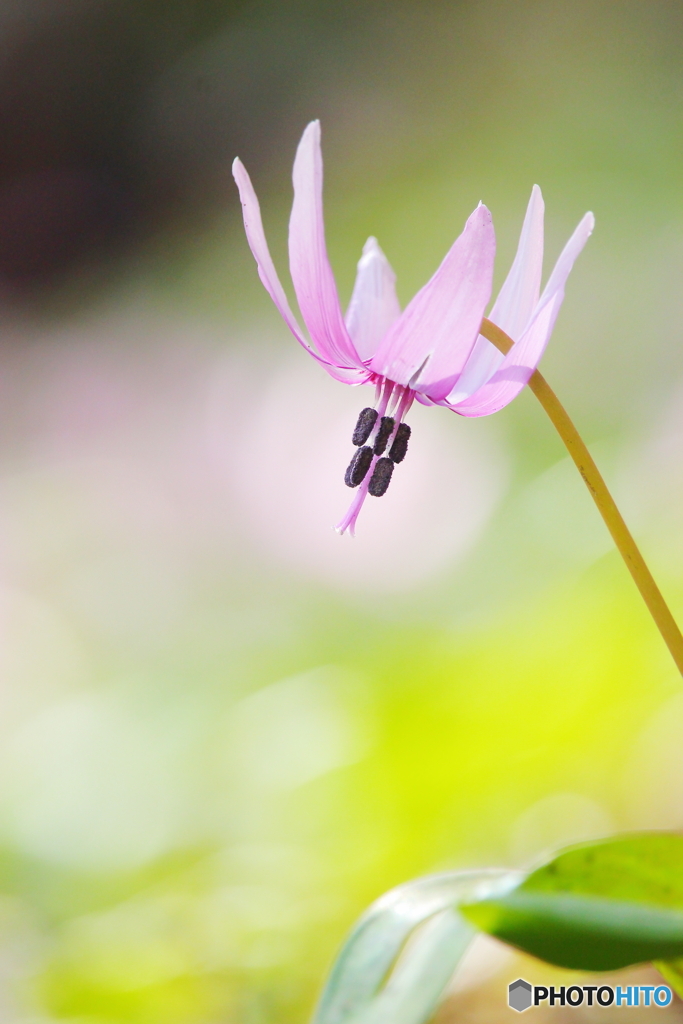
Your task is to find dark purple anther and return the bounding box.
[373,416,395,456]
[389,423,411,463]
[352,408,378,446]
[344,446,373,487]
[368,457,394,497]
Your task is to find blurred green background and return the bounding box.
[1,1,683,1021]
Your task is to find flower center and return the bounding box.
[335,381,416,536]
[344,409,411,497]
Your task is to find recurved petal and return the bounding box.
[345,237,402,361]
[233,156,368,385]
[369,204,495,402]
[538,210,595,308]
[289,121,366,372]
[233,157,308,349]
[491,184,545,339]
[448,211,594,417]
[447,185,545,404]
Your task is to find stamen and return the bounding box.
[352,407,378,446]
[373,416,395,455]
[368,457,394,497]
[377,379,394,419]
[394,387,415,424]
[335,384,414,535]
[344,446,373,487]
[389,423,411,463]
[387,385,405,417]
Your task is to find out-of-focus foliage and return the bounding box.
[1,2,683,1022]
[314,834,683,1022]
[312,870,511,1024]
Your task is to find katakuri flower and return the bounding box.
[233,121,594,535]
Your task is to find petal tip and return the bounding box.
[302,119,321,142]
[529,184,545,210]
[294,120,323,178]
[232,158,252,197]
[468,202,493,229]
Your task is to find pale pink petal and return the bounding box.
[233,155,368,385]
[368,204,495,403]
[448,186,545,404]
[345,237,402,360]
[414,392,436,406]
[233,157,308,350]
[491,184,545,338]
[449,211,594,417]
[537,211,594,308]
[289,121,366,372]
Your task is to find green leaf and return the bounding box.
[461,833,683,971]
[349,909,474,1024]
[312,870,517,1024]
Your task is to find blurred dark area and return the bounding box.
[0,0,271,292]
[0,0,401,297]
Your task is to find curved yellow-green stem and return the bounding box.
[480,317,683,676]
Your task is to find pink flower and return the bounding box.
[233,121,593,534]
